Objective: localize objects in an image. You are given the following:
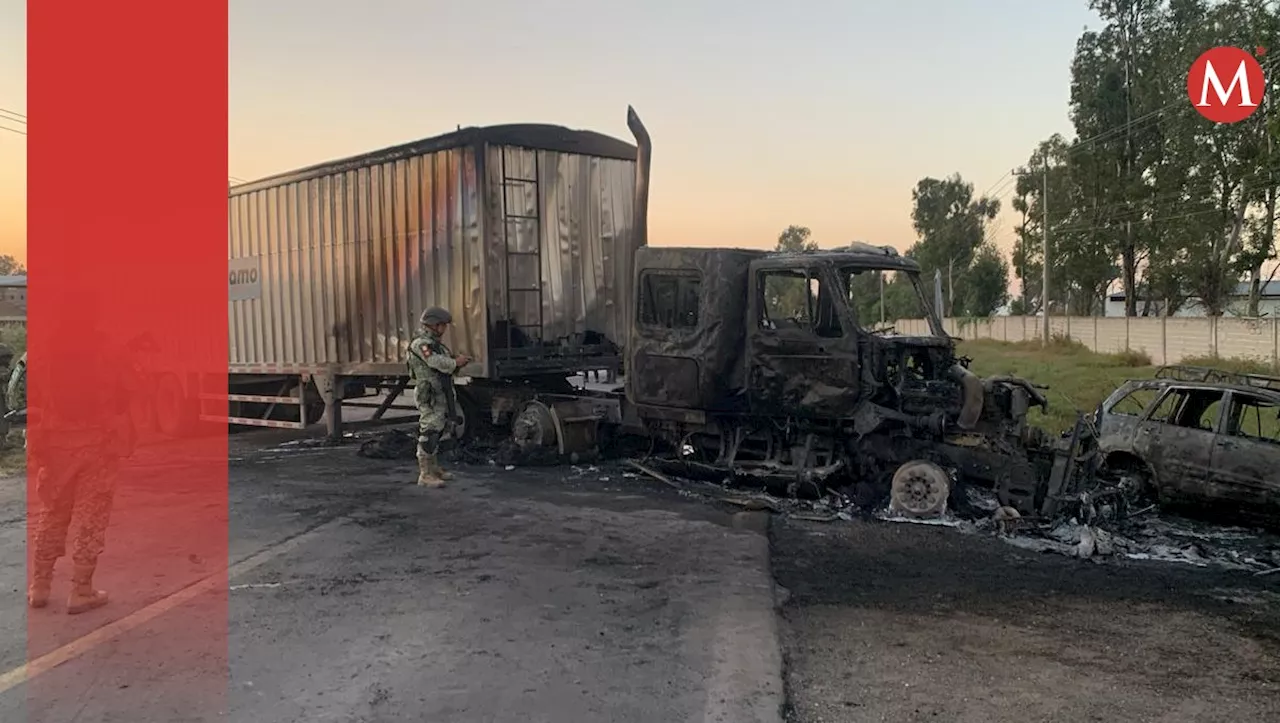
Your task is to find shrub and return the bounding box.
[1108,348,1153,367]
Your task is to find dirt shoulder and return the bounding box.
[771,516,1280,723]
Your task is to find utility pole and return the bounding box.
[1042,157,1050,346]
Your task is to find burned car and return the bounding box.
[1094,366,1280,529]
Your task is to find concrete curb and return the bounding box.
[700,510,786,723]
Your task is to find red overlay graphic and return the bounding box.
[26,1,229,719]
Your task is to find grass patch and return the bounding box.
[959,339,1157,434]
[1178,355,1274,376]
[958,339,1280,434]
[0,443,25,478]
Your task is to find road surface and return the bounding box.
[0,431,784,722]
[772,516,1280,723]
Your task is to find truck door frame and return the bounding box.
[745,258,861,418]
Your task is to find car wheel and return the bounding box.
[1102,460,1157,515]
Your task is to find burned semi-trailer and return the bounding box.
[215,119,649,437]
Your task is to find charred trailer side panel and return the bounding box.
[626,247,763,415]
[225,124,642,432]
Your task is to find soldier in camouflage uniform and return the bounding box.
[0,345,14,446]
[27,346,134,614]
[406,307,470,487]
[6,349,22,407]
[7,351,24,448]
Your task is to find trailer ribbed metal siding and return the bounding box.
[228,124,639,379]
[482,146,636,358]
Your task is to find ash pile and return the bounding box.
[624,453,1280,577]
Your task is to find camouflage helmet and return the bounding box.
[420,306,453,326]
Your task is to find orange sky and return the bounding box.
[1,1,1106,275]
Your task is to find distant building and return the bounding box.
[0,276,26,318]
[1104,280,1280,318]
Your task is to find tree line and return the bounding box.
[779,0,1279,321]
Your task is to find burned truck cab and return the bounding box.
[746,244,980,428]
[626,244,1058,514]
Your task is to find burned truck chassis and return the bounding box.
[631,362,1066,516]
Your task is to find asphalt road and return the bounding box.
[0,431,784,723]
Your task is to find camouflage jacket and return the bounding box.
[6,352,25,412]
[406,330,460,399]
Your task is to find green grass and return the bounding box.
[0,443,24,477]
[959,337,1280,434]
[959,338,1157,434]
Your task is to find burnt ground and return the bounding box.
[771,516,1280,723]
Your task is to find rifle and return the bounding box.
[407,346,464,426]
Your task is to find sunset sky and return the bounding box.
[0,0,1103,268]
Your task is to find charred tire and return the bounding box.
[303,396,326,428]
[889,460,951,518]
[450,388,490,444]
[512,401,557,451]
[1101,455,1157,499]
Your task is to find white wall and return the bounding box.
[1103,297,1280,318]
[896,315,1280,367]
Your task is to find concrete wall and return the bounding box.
[896,315,1280,367]
[1102,297,1280,318]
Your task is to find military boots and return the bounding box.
[431,455,454,481]
[28,563,53,609]
[416,451,445,488]
[67,565,109,615]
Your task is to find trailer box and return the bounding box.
[228,123,641,380]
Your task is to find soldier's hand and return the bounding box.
[455,354,472,367]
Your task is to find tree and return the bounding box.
[1069,0,1165,316]
[0,256,25,276]
[1002,0,1279,319]
[906,174,1002,317]
[766,225,820,320]
[775,225,818,253]
[962,243,1012,316]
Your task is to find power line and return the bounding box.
[0,125,25,136]
[0,108,25,124]
[1047,165,1280,235]
[979,169,1013,200]
[1050,206,1227,236]
[1006,52,1280,180]
[997,56,1280,222]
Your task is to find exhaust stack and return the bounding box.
[627,106,651,248]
